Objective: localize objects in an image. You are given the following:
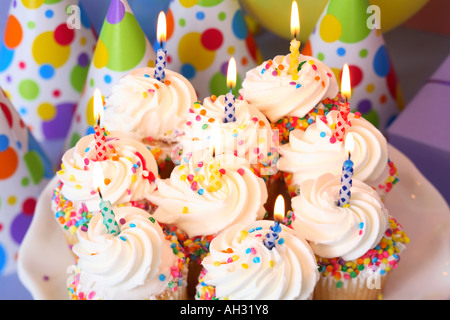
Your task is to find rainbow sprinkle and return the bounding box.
[316,216,409,288]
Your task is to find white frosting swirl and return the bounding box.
[103,67,197,143]
[57,131,158,212]
[240,54,339,122]
[176,95,273,166]
[199,220,318,300]
[69,206,180,299]
[279,110,388,190]
[147,154,268,238]
[291,173,388,261]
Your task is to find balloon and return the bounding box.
[240,0,429,43]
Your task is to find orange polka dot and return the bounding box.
[4,15,23,49]
[0,147,18,179]
[380,94,387,104]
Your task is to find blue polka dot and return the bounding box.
[16,141,22,150]
[0,42,14,72]
[337,47,346,56]
[196,11,205,20]
[104,75,112,84]
[0,134,9,152]
[232,9,248,40]
[79,3,91,29]
[86,126,95,135]
[19,107,27,115]
[181,63,196,79]
[45,10,54,18]
[0,245,6,274]
[39,64,55,80]
[373,45,390,77]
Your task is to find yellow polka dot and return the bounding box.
[32,32,71,68]
[147,59,155,68]
[80,37,86,46]
[331,67,341,88]
[7,196,16,205]
[227,46,235,55]
[37,102,56,121]
[179,0,198,8]
[320,14,342,43]
[22,0,45,9]
[366,83,375,93]
[86,95,96,126]
[178,32,215,71]
[93,39,108,69]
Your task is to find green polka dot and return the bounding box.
[326,0,370,43]
[218,12,226,21]
[70,65,89,93]
[23,151,45,185]
[27,21,35,29]
[359,49,368,58]
[44,0,63,3]
[21,177,30,187]
[197,0,223,7]
[18,79,39,101]
[70,133,81,149]
[179,18,186,27]
[100,12,146,71]
[209,71,242,97]
[89,78,94,87]
[317,52,325,61]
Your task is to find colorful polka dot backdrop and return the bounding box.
[0,0,97,157]
[0,88,53,276]
[165,0,263,100]
[302,0,404,133]
[63,0,156,150]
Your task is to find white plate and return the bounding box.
[17,145,450,300]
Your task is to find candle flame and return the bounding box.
[227,57,237,89]
[290,1,300,39]
[93,88,103,124]
[341,63,351,101]
[345,132,355,155]
[157,11,167,44]
[274,194,285,222]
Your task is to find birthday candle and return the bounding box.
[93,163,120,235]
[333,63,351,142]
[288,1,300,79]
[154,11,167,81]
[224,57,237,123]
[264,195,285,250]
[338,133,354,207]
[93,88,107,161]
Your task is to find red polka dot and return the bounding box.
[201,28,223,51]
[22,198,37,215]
[340,65,363,88]
[53,89,61,97]
[54,23,75,46]
[245,32,258,62]
[19,61,26,69]
[386,66,398,99]
[0,102,13,128]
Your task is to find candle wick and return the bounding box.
[97,187,103,199]
[348,151,351,160]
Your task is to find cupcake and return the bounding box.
[103,67,198,178]
[195,220,319,300]
[174,94,280,216]
[66,206,188,300]
[278,110,398,199]
[290,173,409,300]
[52,131,158,246]
[147,153,268,297]
[240,53,340,143]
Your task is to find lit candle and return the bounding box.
[224,57,237,123]
[264,194,285,250]
[338,133,354,208]
[334,63,351,142]
[288,1,300,79]
[93,88,107,161]
[154,11,167,81]
[93,162,120,235]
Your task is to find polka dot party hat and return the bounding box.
[165,0,263,100]
[0,0,97,164]
[64,0,156,150]
[0,87,53,277]
[302,0,404,133]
